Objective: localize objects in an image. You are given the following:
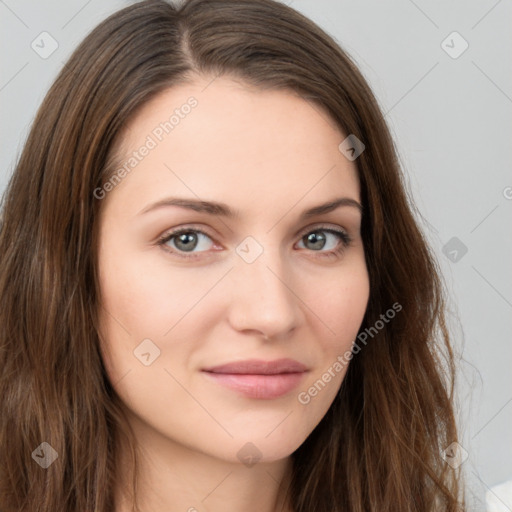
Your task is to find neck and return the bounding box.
[112,413,295,512]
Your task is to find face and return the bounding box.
[96,75,370,465]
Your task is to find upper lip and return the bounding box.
[202,358,308,375]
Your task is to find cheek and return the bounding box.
[291,264,369,433]
[96,242,229,386]
[98,246,216,337]
[311,262,370,350]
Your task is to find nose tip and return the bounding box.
[227,250,301,339]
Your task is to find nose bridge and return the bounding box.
[228,236,300,336]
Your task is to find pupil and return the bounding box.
[306,232,325,250]
[176,232,197,252]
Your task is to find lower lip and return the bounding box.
[202,371,307,399]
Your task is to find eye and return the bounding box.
[157,228,215,257]
[296,226,352,258]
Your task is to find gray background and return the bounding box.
[1,0,511,510]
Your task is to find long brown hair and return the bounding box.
[0,0,464,510]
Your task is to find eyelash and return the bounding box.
[156,224,353,261]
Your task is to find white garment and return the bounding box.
[486,479,512,512]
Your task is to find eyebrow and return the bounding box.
[138,196,363,219]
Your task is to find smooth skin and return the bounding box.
[97,75,370,512]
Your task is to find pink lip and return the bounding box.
[201,358,309,399]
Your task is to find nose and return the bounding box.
[226,244,303,340]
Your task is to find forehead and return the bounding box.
[103,75,360,216]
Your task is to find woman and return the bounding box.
[0,0,465,510]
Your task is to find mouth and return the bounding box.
[201,358,309,399]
